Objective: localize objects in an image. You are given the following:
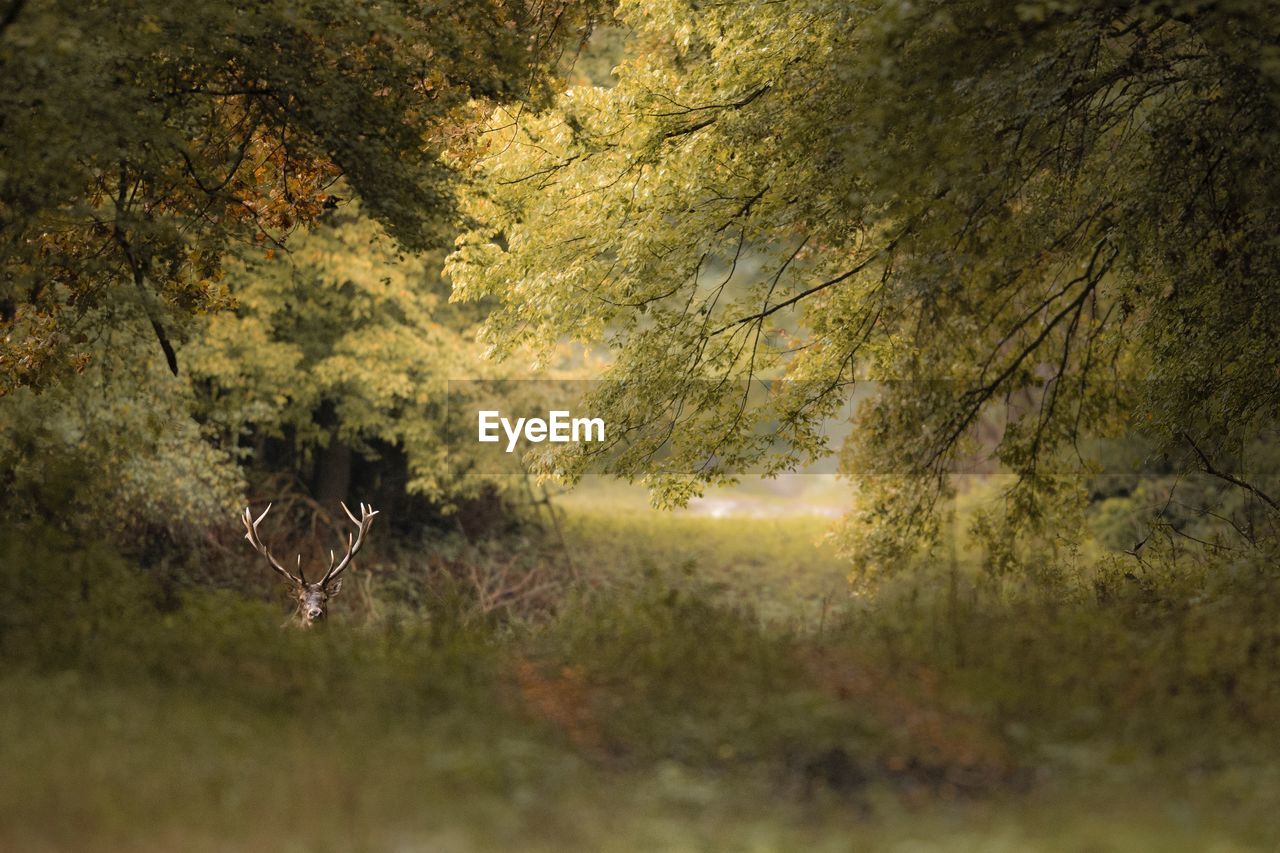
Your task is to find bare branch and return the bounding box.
[1182,432,1280,513]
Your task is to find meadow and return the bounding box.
[3,493,1278,852]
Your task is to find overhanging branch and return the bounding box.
[709,236,900,336]
[1182,432,1280,513]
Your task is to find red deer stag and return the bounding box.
[240,502,378,626]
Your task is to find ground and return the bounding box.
[2,490,1278,851]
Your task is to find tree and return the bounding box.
[185,204,494,510]
[448,0,1280,568]
[0,315,244,538]
[0,0,600,392]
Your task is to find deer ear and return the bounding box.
[327,578,343,597]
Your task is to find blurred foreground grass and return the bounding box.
[3,514,1279,851]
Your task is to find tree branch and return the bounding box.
[710,241,890,336]
[661,85,771,140]
[114,165,179,376]
[1182,432,1280,513]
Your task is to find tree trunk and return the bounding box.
[313,434,352,506]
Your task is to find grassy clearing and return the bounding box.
[2,515,1279,850]
[560,507,850,622]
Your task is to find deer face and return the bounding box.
[241,502,378,628]
[296,580,342,626]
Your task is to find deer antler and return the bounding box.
[319,502,378,588]
[241,504,304,586]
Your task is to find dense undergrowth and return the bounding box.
[3,519,1279,850]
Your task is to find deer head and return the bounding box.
[240,501,379,627]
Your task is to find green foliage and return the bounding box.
[542,580,870,767]
[0,526,501,709]
[0,309,243,536]
[0,0,601,389]
[5,517,1280,849]
[448,0,1280,570]
[0,0,609,541]
[186,204,493,502]
[837,547,1280,769]
[1084,435,1280,556]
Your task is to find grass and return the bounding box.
[560,506,849,622]
[3,510,1280,851]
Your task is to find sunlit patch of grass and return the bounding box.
[560,508,849,623]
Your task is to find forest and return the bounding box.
[2,0,1279,849]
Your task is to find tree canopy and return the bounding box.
[0,0,598,391]
[187,204,492,505]
[449,0,1280,565]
